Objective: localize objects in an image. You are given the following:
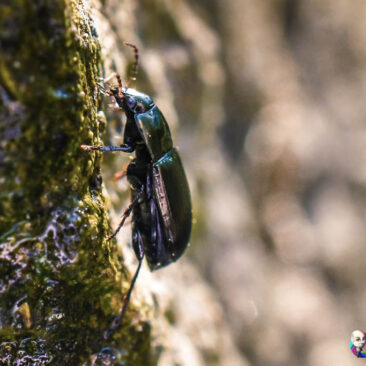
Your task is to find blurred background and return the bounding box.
[93,0,366,364]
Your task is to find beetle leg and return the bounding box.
[104,233,144,340]
[112,162,129,181]
[107,184,144,241]
[81,144,134,153]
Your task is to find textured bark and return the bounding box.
[0,1,154,365]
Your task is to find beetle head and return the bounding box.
[101,44,154,115]
[120,88,154,115]
[99,82,154,115]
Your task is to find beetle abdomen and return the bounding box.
[148,148,192,269]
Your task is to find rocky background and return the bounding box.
[1,0,366,365]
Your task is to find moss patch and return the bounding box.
[0,1,154,364]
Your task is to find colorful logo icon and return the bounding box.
[350,330,366,358]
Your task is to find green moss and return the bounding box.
[0,1,155,364]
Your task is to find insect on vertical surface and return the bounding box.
[81,42,192,339]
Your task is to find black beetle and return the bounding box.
[81,43,192,338]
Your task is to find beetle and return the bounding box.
[81,43,192,338]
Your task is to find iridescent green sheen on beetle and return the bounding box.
[81,43,192,339]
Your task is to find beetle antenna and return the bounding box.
[98,73,124,97]
[123,42,139,89]
[115,74,124,97]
